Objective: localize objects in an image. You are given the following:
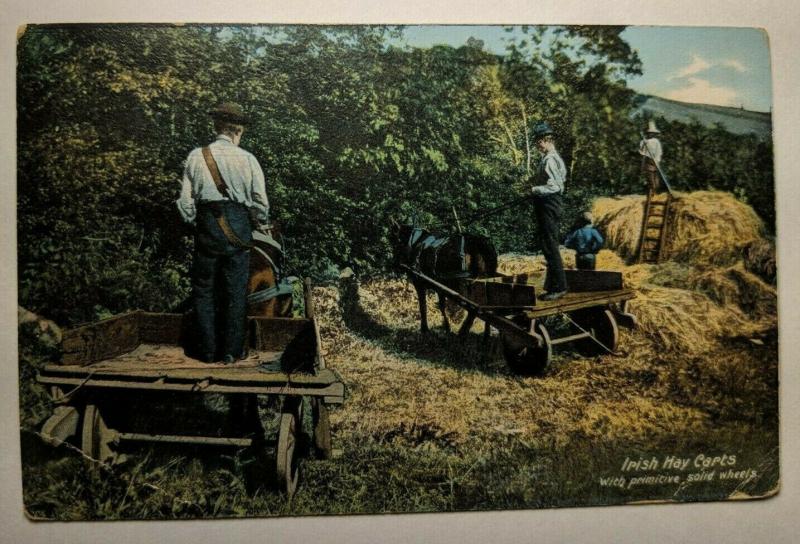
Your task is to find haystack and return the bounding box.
[592,190,767,269]
[591,195,644,261]
[743,237,777,284]
[627,285,756,355]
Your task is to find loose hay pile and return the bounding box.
[587,189,777,351]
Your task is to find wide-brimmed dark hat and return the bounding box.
[532,121,554,139]
[208,102,249,125]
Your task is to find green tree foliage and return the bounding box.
[17,24,775,325]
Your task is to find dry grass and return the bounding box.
[743,238,777,284]
[689,261,777,316]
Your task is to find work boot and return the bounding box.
[540,290,567,301]
[223,350,248,364]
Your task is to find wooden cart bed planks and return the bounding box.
[37,282,343,498]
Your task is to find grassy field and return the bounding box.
[19,192,779,520]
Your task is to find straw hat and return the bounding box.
[646,120,661,134]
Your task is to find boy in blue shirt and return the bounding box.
[564,212,604,270]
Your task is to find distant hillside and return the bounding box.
[632,95,772,140]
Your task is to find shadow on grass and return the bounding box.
[336,275,510,375]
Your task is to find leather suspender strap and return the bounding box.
[216,214,253,250]
[201,146,253,250]
[202,146,230,199]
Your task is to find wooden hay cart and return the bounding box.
[36,281,343,497]
[401,265,637,375]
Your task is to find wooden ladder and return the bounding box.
[637,191,672,264]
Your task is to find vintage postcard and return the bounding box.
[16,23,778,521]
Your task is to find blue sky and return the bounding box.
[400,26,772,112]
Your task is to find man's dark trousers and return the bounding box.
[533,193,567,293]
[193,201,252,361]
[576,253,596,271]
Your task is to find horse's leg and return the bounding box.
[414,281,429,333]
[438,293,451,332]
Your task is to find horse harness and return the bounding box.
[406,227,471,280]
[247,275,299,305]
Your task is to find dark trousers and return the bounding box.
[576,253,596,271]
[192,201,252,360]
[533,193,567,293]
[642,157,660,194]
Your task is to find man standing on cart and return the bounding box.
[176,102,270,363]
[530,121,568,301]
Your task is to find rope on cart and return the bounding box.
[51,371,96,403]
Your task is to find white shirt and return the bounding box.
[532,149,567,196]
[639,137,663,164]
[176,134,269,225]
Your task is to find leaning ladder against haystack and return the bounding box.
[637,191,672,264]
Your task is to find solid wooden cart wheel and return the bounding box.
[81,404,116,462]
[311,398,332,459]
[571,308,619,356]
[502,316,552,376]
[276,402,301,497]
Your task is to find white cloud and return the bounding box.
[663,77,740,107]
[722,59,748,72]
[669,54,711,80]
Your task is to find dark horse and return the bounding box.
[393,224,498,332]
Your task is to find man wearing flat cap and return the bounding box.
[176,102,270,363]
[530,121,568,301]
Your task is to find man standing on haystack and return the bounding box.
[176,102,270,363]
[531,121,568,301]
[639,120,663,197]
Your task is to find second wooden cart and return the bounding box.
[401,265,637,375]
